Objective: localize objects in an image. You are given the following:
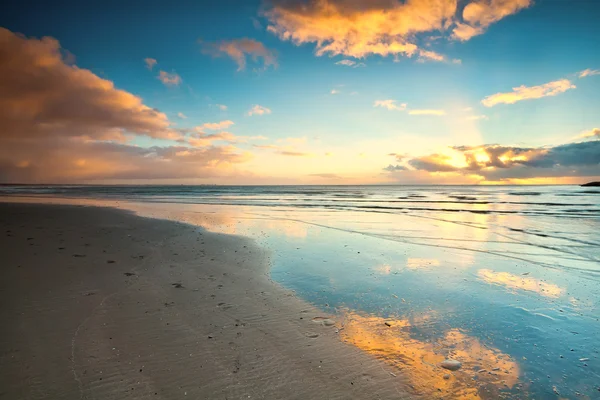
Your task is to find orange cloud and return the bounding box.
[265,0,457,60]
[394,141,600,183]
[453,0,532,41]
[0,28,252,183]
[202,38,277,71]
[199,120,235,130]
[265,0,531,61]
[578,128,600,140]
[0,28,175,141]
[187,131,239,147]
[157,70,182,86]
[482,79,576,107]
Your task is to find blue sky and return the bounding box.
[0,0,599,184]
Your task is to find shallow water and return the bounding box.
[2,185,599,398]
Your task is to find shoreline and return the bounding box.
[0,202,408,399]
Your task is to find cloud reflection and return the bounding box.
[339,311,520,399]
[477,269,563,298]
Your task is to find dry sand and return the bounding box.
[0,203,410,399]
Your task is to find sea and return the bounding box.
[1,184,599,399]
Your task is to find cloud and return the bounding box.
[158,71,182,86]
[452,0,532,41]
[0,139,251,182]
[0,28,251,183]
[578,69,600,78]
[465,115,488,120]
[216,104,228,111]
[247,105,272,116]
[335,59,366,67]
[375,100,443,115]
[199,120,235,130]
[408,109,446,116]
[578,128,600,140]
[417,49,447,63]
[400,140,600,181]
[374,100,407,111]
[384,164,408,171]
[253,144,280,150]
[310,173,343,179]
[177,112,187,119]
[264,0,456,61]
[201,38,277,71]
[187,131,240,147]
[0,27,175,142]
[265,0,531,62]
[144,57,157,70]
[278,151,312,157]
[481,79,576,107]
[408,154,459,172]
[330,89,340,95]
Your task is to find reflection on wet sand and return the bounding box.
[478,269,563,298]
[407,258,441,270]
[339,311,520,399]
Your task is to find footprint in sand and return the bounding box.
[311,317,335,326]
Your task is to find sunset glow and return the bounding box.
[0,0,598,184]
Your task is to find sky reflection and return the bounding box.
[3,194,599,398]
[340,311,520,399]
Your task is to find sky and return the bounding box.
[0,0,599,185]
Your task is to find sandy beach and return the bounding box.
[0,202,407,399]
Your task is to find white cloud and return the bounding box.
[408,109,446,116]
[465,115,488,120]
[578,69,600,78]
[374,100,407,111]
[216,104,228,111]
[247,105,271,116]
[330,89,340,95]
[482,79,576,107]
[177,112,187,119]
[335,59,366,68]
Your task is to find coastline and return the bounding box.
[0,202,407,399]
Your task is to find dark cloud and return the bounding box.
[399,140,600,180]
[408,154,459,172]
[383,164,408,171]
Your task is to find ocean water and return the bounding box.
[2,185,599,398]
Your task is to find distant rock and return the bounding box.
[441,359,462,371]
[581,181,600,187]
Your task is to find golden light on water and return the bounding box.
[339,311,520,399]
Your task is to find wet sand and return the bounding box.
[0,203,407,399]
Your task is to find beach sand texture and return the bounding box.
[0,203,407,399]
